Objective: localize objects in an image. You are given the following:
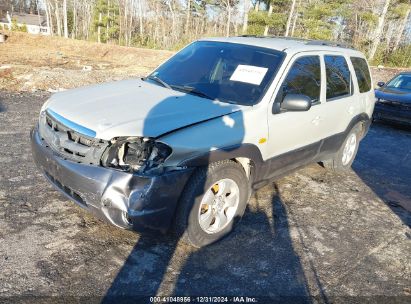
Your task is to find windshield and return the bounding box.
[149,41,285,105]
[386,74,411,92]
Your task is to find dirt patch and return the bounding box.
[0,32,173,91]
[371,66,410,83]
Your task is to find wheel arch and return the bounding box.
[350,112,370,136]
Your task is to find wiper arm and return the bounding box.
[171,85,215,101]
[144,75,172,89]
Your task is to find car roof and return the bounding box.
[201,36,366,58]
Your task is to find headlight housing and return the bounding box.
[40,98,52,113]
[101,137,172,174]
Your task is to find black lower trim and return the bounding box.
[259,113,370,186]
[257,140,321,184]
[180,143,264,167]
[178,114,371,189]
[320,113,370,157]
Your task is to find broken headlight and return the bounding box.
[101,137,172,173]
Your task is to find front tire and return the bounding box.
[174,160,249,248]
[322,124,361,172]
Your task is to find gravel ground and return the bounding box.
[0,91,410,303]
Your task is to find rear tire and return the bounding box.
[322,124,361,172]
[173,160,249,248]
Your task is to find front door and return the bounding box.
[265,53,326,178]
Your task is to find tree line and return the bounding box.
[1,0,411,67]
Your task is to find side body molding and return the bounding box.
[179,143,264,167]
[161,112,371,190]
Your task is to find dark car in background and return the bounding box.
[374,72,411,126]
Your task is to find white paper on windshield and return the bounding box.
[230,65,268,85]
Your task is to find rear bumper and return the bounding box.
[30,126,194,233]
[373,103,411,126]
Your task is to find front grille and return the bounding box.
[68,132,95,147]
[39,111,110,165]
[45,171,86,206]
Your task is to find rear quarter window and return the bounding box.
[325,55,352,100]
[350,57,372,93]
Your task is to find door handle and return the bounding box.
[311,116,321,125]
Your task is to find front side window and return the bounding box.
[325,55,351,100]
[351,57,372,93]
[151,41,285,106]
[278,56,321,103]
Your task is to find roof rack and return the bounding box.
[237,35,355,50]
[238,35,309,42]
[304,40,354,49]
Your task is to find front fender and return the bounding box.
[159,110,264,168]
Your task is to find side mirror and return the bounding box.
[281,94,312,112]
[377,81,385,87]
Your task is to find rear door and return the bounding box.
[350,56,375,119]
[318,54,359,140]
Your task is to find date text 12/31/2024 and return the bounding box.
[149,296,258,303]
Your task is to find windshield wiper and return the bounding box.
[143,80,237,104]
[144,75,172,89]
[171,85,215,101]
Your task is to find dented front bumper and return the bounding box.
[30,126,193,233]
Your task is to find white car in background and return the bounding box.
[31,36,375,247]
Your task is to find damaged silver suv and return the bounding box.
[31,37,375,247]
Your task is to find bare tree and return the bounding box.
[285,0,296,37]
[54,0,61,36]
[43,0,52,36]
[242,0,250,33]
[138,0,144,38]
[254,1,259,11]
[263,0,273,36]
[185,0,190,34]
[368,0,391,60]
[97,11,102,43]
[290,0,300,37]
[62,0,68,38]
[392,8,410,51]
[225,0,231,36]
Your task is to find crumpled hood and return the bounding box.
[375,88,411,104]
[46,78,242,140]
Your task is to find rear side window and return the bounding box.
[325,55,351,100]
[350,57,372,93]
[279,56,321,103]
